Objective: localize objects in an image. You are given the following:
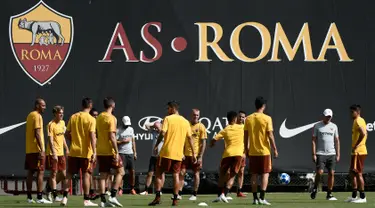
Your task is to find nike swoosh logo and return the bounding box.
[279,119,319,138]
[0,122,26,135]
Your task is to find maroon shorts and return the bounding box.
[97,155,123,173]
[46,156,66,171]
[181,156,201,172]
[156,157,182,174]
[220,156,242,174]
[24,153,45,171]
[67,157,94,174]
[350,155,367,173]
[249,155,272,174]
[241,157,246,167]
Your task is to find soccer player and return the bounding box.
[310,109,340,200]
[148,101,195,206]
[179,109,207,201]
[236,110,247,197]
[46,106,70,203]
[89,108,99,199]
[117,116,137,195]
[96,97,124,207]
[25,98,52,204]
[210,111,244,203]
[244,96,278,205]
[346,105,368,203]
[63,98,97,206]
[140,121,165,195]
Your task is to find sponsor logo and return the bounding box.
[0,122,26,135]
[9,0,74,86]
[99,22,352,63]
[279,118,319,138]
[135,116,162,140]
[366,122,375,132]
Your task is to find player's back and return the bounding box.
[67,111,96,158]
[222,124,244,158]
[159,114,191,161]
[245,112,273,156]
[96,112,117,155]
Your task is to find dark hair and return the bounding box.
[52,105,64,114]
[34,97,44,107]
[167,100,179,110]
[90,108,98,116]
[82,97,93,108]
[255,96,267,110]
[103,97,115,109]
[350,104,361,112]
[239,110,246,115]
[227,111,238,123]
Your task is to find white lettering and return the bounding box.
[212,117,224,131]
[199,117,212,134]
[367,123,374,132]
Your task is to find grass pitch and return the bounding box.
[0,192,372,207]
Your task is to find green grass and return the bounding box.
[0,192,372,207]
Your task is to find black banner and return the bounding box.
[0,0,374,176]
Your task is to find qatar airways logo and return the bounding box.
[98,22,353,63]
[135,116,228,140]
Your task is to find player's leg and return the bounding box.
[60,169,69,204]
[259,156,272,205]
[36,153,51,203]
[179,167,186,198]
[148,157,165,205]
[353,155,366,203]
[311,155,324,199]
[347,155,358,202]
[97,156,112,207]
[190,170,200,200]
[171,160,182,206]
[213,158,230,203]
[141,157,156,195]
[61,156,76,206]
[237,166,245,197]
[128,154,137,194]
[326,155,337,200]
[25,154,36,203]
[249,156,259,204]
[81,158,98,206]
[107,156,125,207]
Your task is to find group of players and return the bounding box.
[23,95,368,207]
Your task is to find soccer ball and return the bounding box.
[279,173,290,185]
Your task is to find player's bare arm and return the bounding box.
[312,136,317,163]
[63,136,69,155]
[335,136,340,162]
[268,131,278,158]
[154,130,165,155]
[132,137,137,160]
[48,134,57,160]
[90,131,97,163]
[109,131,119,161]
[353,125,366,153]
[35,127,45,157]
[198,139,206,162]
[244,130,249,156]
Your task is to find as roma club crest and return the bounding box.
[9,0,74,86]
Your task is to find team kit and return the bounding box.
[24,96,368,206]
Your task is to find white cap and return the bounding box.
[122,116,131,125]
[323,109,333,117]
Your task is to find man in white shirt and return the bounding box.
[140,121,165,195]
[117,116,137,195]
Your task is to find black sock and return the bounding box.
[253,192,258,200]
[37,192,42,200]
[145,185,149,191]
[156,191,161,197]
[224,187,229,196]
[359,190,365,199]
[327,190,332,197]
[352,189,358,198]
[100,194,107,202]
[89,189,95,195]
[260,190,265,200]
[313,185,317,190]
[173,194,178,200]
[63,191,68,198]
[27,192,32,200]
[105,187,108,192]
[46,182,52,193]
[237,187,242,194]
[52,189,58,199]
[84,194,90,200]
[217,188,223,197]
[178,190,182,196]
[192,191,197,196]
[110,189,117,198]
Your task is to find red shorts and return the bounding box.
[350,155,367,173]
[46,156,66,171]
[156,157,182,174]
[249,155,272,174]
[67,157,94,174]
[220,156,242,174]
[24,153,45,171]
[181,156,201,172]
[97,155,123,173]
